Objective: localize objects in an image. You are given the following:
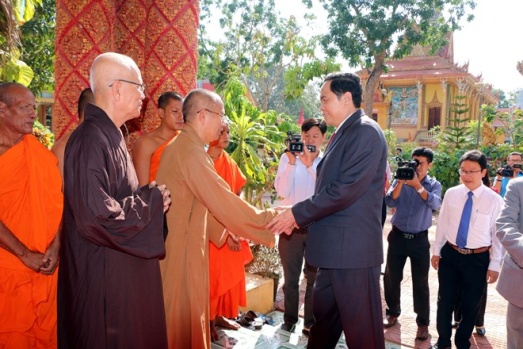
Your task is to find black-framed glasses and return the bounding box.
[109,79,146,93]
[197,108,227,120]
[458,169,482,176]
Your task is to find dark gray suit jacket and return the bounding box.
[293,109,387,269]
[496,177,523,308]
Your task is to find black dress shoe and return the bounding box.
[430,344,451,349]
[476,326,486,336]
[280,323,296,333]
[383,315,398,328]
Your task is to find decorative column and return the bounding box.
[53,0,115,139]
[416,79,423,130]
[53,0,200,145]
[440,78,448,130]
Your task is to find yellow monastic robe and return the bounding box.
[156,125,275,349]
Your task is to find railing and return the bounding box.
[416,129,437,143]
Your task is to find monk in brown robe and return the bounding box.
[132,91,184,186]
[156,89,276,349]
[51,87,94,176]
[58,52,171,349]
[0,82,63,348]
[207,123,252,339]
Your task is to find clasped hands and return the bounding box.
[149,181,171,213]
[267,206,298,235]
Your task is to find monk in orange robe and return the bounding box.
[132,92,184,185]
[0,82,63,348]
[207,123,253,340]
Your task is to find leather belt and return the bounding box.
[448,242,490,255]
[392,226,428,240]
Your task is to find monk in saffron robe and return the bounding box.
[51,88,94,176]
[0,82,63,348]
[132,91,184,186]
[58,52,171,349]
[207,124,252,340]
[156,89,276,349]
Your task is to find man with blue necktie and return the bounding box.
[430,150,503,349]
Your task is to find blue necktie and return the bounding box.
[456,191,473,248]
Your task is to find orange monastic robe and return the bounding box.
[0,135,63,348]
[149,132,178,182]
[208,149,253,319]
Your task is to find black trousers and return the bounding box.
[308,267,384,349]
[384,226,431,326]
[453,281,487,327]
[436,243,490,349]
[278,227,316,328]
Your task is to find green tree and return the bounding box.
[437,94,475,151]
[20,0,55,94]
[221,78,286,208]
[199,0,340,112]
[0,0,43,86]
[314,0,475,117]
[497,108,523,146]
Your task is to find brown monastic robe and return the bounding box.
[58,104,168,349]
[156,124,275,349]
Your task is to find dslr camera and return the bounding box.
[284,131,316,153]
[497,163,522,177]
[394,157,419,180]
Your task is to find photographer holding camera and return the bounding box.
[383,147,442,341]
[274,118,327,335]
[493,152,523,197]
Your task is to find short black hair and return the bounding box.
[460,150,487,170]
[411,147,434,163]
[323,72,363,108]
[77,88,94,118]
[301,118,327,134]
[158,91,183,110]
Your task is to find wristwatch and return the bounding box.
[417,187,425,194]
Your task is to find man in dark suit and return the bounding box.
[268,72,387,349]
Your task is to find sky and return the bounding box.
[208,0,523,94]
[453,0,523,94]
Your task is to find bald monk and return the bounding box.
[207,123,252,340]
[0,82,63,348]
[51,87,94,176]
[58,52,171,349]
[132,91,184,186]
[156,89,277,349]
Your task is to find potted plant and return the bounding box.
[245,244,282,301]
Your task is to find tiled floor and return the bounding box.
[211,310,404,349]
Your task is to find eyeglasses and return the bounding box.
[109,79,146,93]
[458,169,482,176]
[197,108,227,120]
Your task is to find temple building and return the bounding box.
[360,33,498,144]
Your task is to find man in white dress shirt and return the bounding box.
[274,118,326,335]
[430,150,503,349]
